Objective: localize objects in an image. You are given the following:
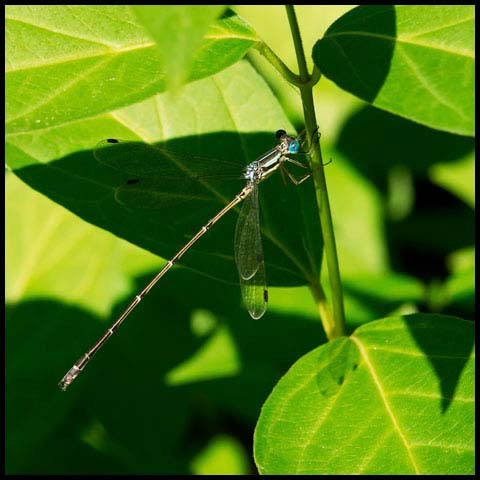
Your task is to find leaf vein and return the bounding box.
[395,44,468,120]
[325,30,474,59]
[351,335,420,473]
[7,56,114,124]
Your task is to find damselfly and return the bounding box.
[59,129,310,390]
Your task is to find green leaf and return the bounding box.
[5,172,154,316]
[254,314,474,474]
[131,5,228,90]
[269,270,424,330]
[447,246,475,274]
[323,145,389,275]
[313,6,475,136]
[191,434,250,475]
[429,150,475,208]
[443,247,475,316]
[165,323,241,385]
[6,60,322,289]
[5,5,258,134]
[341,273,424,328]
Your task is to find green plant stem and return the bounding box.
[253,42,302,86]
[285,5,345,339]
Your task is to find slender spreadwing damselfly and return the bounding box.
[59,129,311,390]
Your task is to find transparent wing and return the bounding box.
[234,184,263,280]
[113,177,213,210]
[240,260,268,320]
[94,139,244,210]
[234,183,268,318]
[94,139,244,179]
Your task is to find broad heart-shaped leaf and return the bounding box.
[313,5,475,136]
[254,314,474,475]
[6,60,322,290]
[131,5,228,91]
[5,5,258,134]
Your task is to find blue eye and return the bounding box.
[289,140,300,154]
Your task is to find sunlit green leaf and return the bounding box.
[131,6,228,90]
[443,247,475,316]
[191,434,250,474]
[5,5,257,134]
[255,314,474,474]
[429,150,475,208]
[313,6,475,135]
[165,324,241,385]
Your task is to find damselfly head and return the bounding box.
[288,139,300,154]
[276,130,300,155]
